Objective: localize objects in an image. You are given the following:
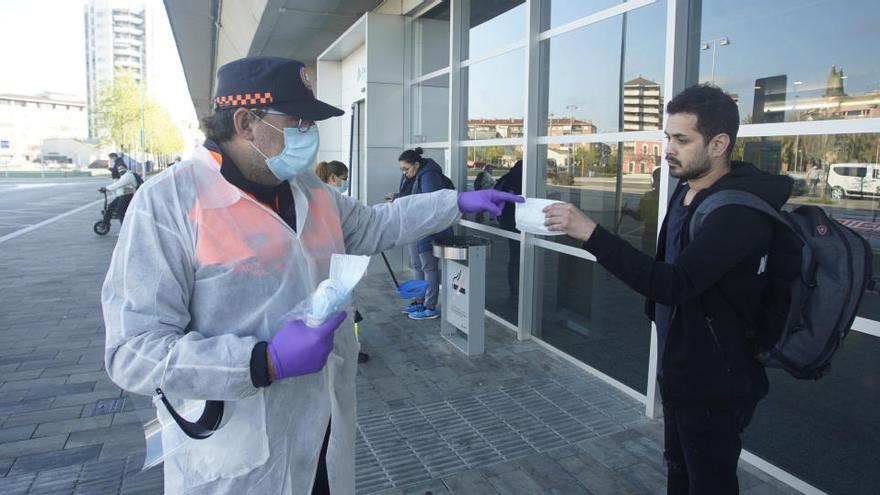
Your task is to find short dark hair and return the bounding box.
[666,84,739,157]
[398,147,424,165]
[108,153,118,158]
[201,108,266,143]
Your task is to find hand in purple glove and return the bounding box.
[457,190,524,217]
[267,311,347,381]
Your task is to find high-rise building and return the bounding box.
[623,77,663,131]
[84,0,147,138]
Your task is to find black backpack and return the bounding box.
[689,190,872,379]
[132,172,144,189]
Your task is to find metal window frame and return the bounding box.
[409,7,880,492]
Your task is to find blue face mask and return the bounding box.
[250,115,320,181]
[336,179,349,194]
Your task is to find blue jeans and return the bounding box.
[409,243,439,310]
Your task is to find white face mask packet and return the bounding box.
[515,198,566,236]
[283,254,371,327]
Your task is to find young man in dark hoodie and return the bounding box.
[544,84,792,494]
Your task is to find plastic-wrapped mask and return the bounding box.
[515,198,566,236]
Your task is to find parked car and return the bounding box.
[826,163,880,199]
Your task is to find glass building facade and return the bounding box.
[405,1,880,493]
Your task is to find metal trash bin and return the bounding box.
[433,235,491,355]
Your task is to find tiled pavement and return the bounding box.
[0,199,800,494]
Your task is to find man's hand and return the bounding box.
[385,192,395,202]
[544,203,597,242]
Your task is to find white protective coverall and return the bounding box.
[102,145,461,494]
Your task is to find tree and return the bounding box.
[95,73,184,160]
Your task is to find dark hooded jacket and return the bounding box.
[398,158,454,252]
[583,161,793,408]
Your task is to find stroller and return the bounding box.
[93,189,124,235]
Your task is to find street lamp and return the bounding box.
[700,36,730,83]
[564,105,579,171]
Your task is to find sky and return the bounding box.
[0,0,197,125]
[464,0,880,132]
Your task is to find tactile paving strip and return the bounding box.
[354,376,645,494]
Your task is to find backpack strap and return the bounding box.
[688,190,786,345]
[689,190,787,241]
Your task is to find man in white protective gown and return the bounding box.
[101,56,523,494]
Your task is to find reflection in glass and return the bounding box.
[535,247,651,392]
[463,227,520,325]
[460,145,523,226]
[537,141,662,255]
[743,332,880,494]
[464,0,526,60]
[734,133,880,320]
[411,1,450,77]
[539,0,623,31]
[462,49,525,139]
[411,74,449,143]
[538,0,665,134]
[696,0,880,124]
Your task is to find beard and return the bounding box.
[668,155,712,181]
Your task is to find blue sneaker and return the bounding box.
[409,308,439,320]
[401,302,425,314]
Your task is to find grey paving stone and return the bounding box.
[19,463,80,491]
[515,454,591,493]
[618,461,667,494]
[49,389,122,409]
[441,469,499,495]
[0,434,68,460]
[0,424,36,443]
[556,452,641,495]
[2,405,84,428]
[32,414,113,438]
[0,472,36,494]
[0,457,12,477]
[398,478,450,494]
[577,435,643,470]
[0,376,68,392]
[484,467,545,494]
[23,381,96,401]
[0,398,53,416]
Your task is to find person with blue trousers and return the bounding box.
[393,147,453,320]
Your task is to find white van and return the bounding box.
[827,163,880,199]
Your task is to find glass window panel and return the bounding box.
[411,1,450,77]
[537,141,663,256]
[696,0,880,124]
[411,74,449,143]
[538,0,666,135]
[463,227,520,325]
[539,0,624,31]
[464,0,526,61]
[535,247,651,392]
[462,49,525,140]
[743,332,880,494]
[733,133,880,321]
[460,145,524,227]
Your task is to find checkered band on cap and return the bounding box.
[213,92,274,109]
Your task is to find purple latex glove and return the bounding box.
[268,311,347,380]
[457,190,524,217]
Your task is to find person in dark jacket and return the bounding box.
[544,84,792,495]
[494,160,522,299]
[393,147,453,320]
